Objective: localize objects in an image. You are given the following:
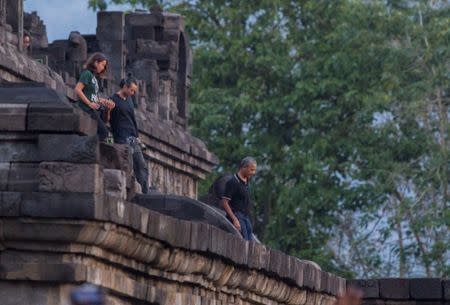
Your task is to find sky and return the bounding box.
[24,0,134,42]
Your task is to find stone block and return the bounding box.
[348,279,379,299]
[7,162,39,191]
[301,263,313,289]
[379,279,410,300]
[104,169,126,199]
[227,236,248,265]
[320,271,330,293]
[163,14,182,29]
[97,11,125,41]
[98,40,125,60]
[443,280,450,300]
[247,242,270,270]
[208,225,227,256]
[291,258,304,287]
[0,84,62,104]
[0,282,62,305]
[73,107,97,136]
[189,221,210,252]
[20,192,99,219]
[27,103,77,132]
[0,139,39,162]
[39,162,103,194]
[0,191,21,216]
[0,262,87,282]
[0,162,9,190]
[173,219,192,249]
[268,249,284,276]
[0,104,27,131]
[410,278,442,300]
[38,134,99,163]
[99,143,131,171]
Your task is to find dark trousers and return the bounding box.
[83,107,109,142]
[235,211,254,241]
[127,137,149,194]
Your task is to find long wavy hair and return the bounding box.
[83,52,108,78]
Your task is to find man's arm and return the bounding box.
[221,198,241,231]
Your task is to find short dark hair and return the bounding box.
[240,156,256,168]
[83,52,108,77]
[119,72,138,88]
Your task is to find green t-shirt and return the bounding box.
[77,70,100,111]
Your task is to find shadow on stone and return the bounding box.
[132,193,241,236]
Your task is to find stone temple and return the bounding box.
[0,1,448,305]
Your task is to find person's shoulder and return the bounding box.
[225,175,239,187]
[110,93,120,102]
[80,69,93,76]
[79,70,93,80]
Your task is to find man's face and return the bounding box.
[125,83,138,97]
[242,162,257,178]
[23,35,31,48]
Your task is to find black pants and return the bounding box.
[83,107,109,142]
[127,137,149,194]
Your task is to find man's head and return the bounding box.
[119,73,139,97]
[239,156,257,179]
[23,33,31,49]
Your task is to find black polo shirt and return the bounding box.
[110,93,138,144]
[222,173,251,216]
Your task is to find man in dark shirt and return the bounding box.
[221,157,257,240]
[109,75,149,194]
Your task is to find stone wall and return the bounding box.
[349,279,450,305]
[0,1,217,199]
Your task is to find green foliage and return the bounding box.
[91,0,450,278]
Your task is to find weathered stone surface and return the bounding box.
[0,162,9,190]
[99,142,130,170]
[247,241,270,271]
[0,84,66,104]
[379,279,410,299]
[20,192,99,219]
[0,282,62,305]
[7,162,39,191]
[0,191,21,216]
[410,278,442,300]
[303,263,316,290]
[38,162,103,193]
[0,103,27,131]
[189,221,210,252]
[349,279,380,299]
[104,169,127,199]
[443,280,450,300]
[27,102,78,132]
[97,11,125,41]
[38,134,99,163]
[132,194,239,236]
[0,134,40,162]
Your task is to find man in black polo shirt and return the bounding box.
[221,157,257,240]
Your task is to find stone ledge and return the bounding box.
[0,220,340,305]
[0,191,345,299]
[351,279,448,301]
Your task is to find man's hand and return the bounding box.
[232,217,241,231]
[100,98,115,110]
